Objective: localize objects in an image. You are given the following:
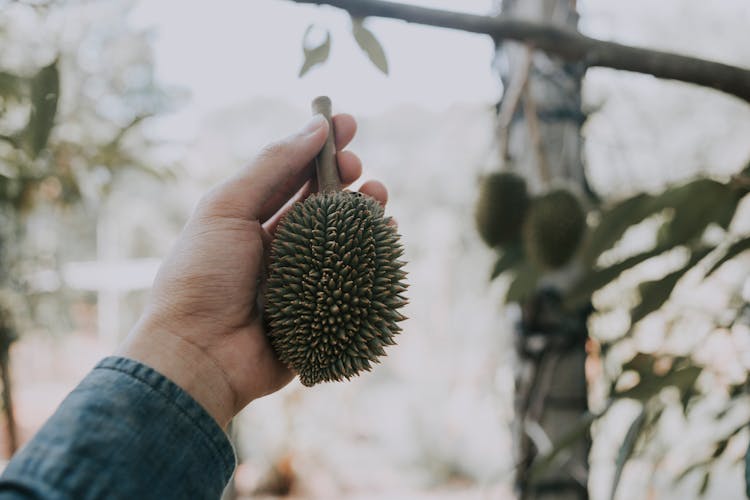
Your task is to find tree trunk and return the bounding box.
[0,305,18,458]
[0,346,17,457]
[0,309,18,458]
[495,1,590,498]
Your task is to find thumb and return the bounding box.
[204,114,329,220]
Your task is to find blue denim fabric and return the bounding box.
[0,356,236,499]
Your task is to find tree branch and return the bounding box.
[290,0,750,104]
[522,84,551,185]
[496,46,531,164]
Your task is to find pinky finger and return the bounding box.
[359,180,398,228]
[359,180,388,207]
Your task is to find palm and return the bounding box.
[149,216,292,403]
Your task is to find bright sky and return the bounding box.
[130,0,499,140]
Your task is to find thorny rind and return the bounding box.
[265,191,408,386]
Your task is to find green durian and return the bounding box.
[474,172,529,248]
[264,97,408,387]
[523,188,586,269]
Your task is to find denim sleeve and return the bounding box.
[0,356,236,500]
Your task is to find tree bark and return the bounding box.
[495,1,590,499]
[290,0,750,105]
[0,346,17,456]
[0,304,18,458]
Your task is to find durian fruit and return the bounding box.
[264,96,408,387]
[474,172,529,248]
[523,188,586,269]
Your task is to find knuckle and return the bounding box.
[195,186,237,219]
[197,187,221,212]
[195,184,250,220]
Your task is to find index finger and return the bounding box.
[200,115,329,220]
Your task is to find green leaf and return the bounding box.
[667,365,703,398]
[609,407,646,500]
[490,242,523,280]
[610,407,647,500]
[0,72,24,100]
[712,438,729,459]
[675,460,710,483]
[631,269,684,324]
[298,26,331,77]
[616,365,701,401]
[582,179,741,268]
[706,236,750,276]
[621,354,700,411]
[506,262,540,302]
[675,430,743,494]
[566,245,666,309]
[351,17,388,74]
[630,247,711,324]
[622,352,656,377]
[583,193,656,264]
[681,380,697,416]
[656,179,740,247]
[699,470,710,496]
[25,59,60,157]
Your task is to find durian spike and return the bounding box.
[311,96,341,193]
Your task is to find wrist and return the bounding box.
[119,322,237,429]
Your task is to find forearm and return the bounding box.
[0,357,235,499]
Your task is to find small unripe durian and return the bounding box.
[264,97,408,387]
[523,188,586,269]
[474,172,529,248]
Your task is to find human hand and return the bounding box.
[119,113,389,428]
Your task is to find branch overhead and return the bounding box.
[291,0,750,104]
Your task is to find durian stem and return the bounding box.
[311,96,342,193]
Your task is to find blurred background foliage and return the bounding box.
[0,0,177,452]
[494,170,750,498]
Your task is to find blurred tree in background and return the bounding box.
[288,0,750,498]
[0,1,173,455]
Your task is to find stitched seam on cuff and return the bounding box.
[95,358,235,476]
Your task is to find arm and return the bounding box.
[0,112,389,498]
[0,357,234,499]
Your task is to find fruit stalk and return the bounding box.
[311,96,341,193]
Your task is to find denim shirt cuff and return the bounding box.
[96,356,237,477]
[0,356,237,499]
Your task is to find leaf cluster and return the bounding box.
[488,169,750,498]
[490,174,750,324]
[0,4,174,339]
[298,16,389,77]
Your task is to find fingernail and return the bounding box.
[301,114,326,135]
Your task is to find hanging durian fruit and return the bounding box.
[474,171,529,248]
[523,188,586,269]
[264,96,408,387]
